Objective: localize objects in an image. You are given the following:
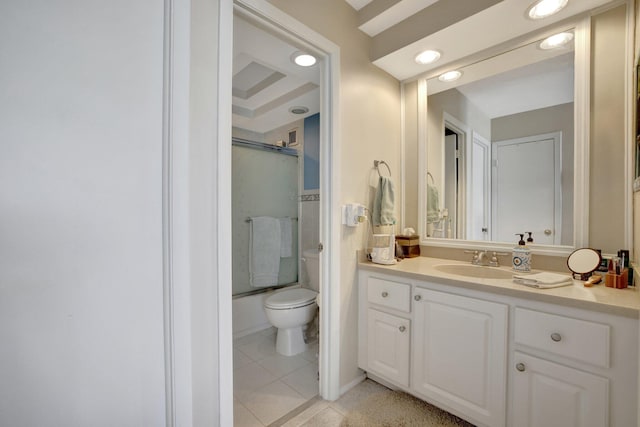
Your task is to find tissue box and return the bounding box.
[395,235,420,258]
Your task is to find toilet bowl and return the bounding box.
[264,288,318,356]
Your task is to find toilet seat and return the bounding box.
[265,288,318,310]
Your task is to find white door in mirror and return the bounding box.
[492,133,561,245]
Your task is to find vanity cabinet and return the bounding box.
[509,306,631,427]
[360,275,412,387]
[358,271,508,427]
[511,352,608,427]
[358,268,639,427]
[412,288,507,427]
[366,309,410,387]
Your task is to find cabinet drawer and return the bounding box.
[367,276,411,312]
[514,308,610,368]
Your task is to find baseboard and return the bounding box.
[364,372,401,391]
[339,372,367,396]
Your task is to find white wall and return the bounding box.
[590,4,628,253]
[268,0,402,390]
[0,1,167,425]
[403,80,420,231]
[188,0,233,425]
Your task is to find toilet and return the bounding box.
[264,248,319,356]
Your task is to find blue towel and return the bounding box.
[373,176,396,226]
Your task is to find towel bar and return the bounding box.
[245,217,298,223]
[427,171,435,184]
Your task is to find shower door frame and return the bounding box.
[234,0,342,402]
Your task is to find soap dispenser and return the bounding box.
[513,233,531,272]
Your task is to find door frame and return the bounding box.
[443,113,469,240]
[232,0,342,401]
[470,132,491,241]
[491,131,562,245]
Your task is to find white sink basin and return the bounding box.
[434,264,514,280]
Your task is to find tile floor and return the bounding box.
[234,328,320,426]
[276,379,391,427]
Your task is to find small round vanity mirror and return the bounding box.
[567,248,601,280]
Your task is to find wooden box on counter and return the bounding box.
[605,269,628,289]
[396,235,420,258]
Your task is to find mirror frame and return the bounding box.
[410,18,593,257]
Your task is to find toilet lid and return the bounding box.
[265,288,318,309]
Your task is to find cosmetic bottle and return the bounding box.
[618,249,633,286]
[512,233,531,272]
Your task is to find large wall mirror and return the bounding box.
[403,4,633,256]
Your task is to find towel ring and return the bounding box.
[374,160,392,177]
[427,172,434,184]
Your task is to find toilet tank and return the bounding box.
[302,248,320,292]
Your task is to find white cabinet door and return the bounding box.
[512,352,609,427]
[412,288,508,427]
[367,309,410,387]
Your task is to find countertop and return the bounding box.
[359,256,640,318]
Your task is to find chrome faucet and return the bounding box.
[465,250,508,267]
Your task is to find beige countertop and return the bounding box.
[359,256,640,318]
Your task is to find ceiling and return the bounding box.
[344,0,616,80]
[425,36,575,119]
[233,0,617,134]
[232,15,320,134]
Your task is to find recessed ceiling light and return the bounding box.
[415,50,441,65]
[539,32,574,49]
[438,70,462,83]
[289,106,309,115]
[292,52,317,67]
[527,0,568,20]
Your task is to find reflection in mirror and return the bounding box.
[425,31,575,246]
[567,247,601,280]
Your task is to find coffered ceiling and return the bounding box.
[344,0,617,80]
[232,14,320,134]
[233,0,618,134]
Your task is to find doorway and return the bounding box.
[442,113,469,240]
[229,1,341,423]
[443,127,459,239]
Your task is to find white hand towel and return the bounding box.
[250,216,281,288]
[513,272,573,289]
[279,217,292,258]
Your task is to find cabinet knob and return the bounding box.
[550,333,562,342]
[381,291,389,298]
[414,295,422,301]
[399,325,406,332]
[516,363,526,372]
